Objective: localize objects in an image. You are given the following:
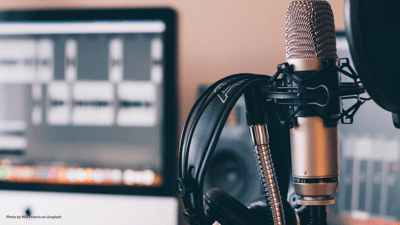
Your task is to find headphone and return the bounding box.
[176,73,296,225]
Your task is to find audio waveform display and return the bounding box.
[0,36,162,127]
[0,20,167,188]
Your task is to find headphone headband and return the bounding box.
[177,74,272,224]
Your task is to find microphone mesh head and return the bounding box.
[286,1,337,59]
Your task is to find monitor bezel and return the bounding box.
[0,8,178,197]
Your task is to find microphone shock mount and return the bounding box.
[264,58,368,128]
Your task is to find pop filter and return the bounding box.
[345,0,400,114]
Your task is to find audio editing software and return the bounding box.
[0,21,166,187]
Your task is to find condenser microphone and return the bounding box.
[285,0,340,213]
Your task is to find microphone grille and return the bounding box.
[286,1,337,59]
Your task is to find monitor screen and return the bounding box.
[0,8,177,196]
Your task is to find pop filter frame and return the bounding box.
[345,0,400,113]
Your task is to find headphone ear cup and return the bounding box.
[204,188,265,225]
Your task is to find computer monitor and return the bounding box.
[0,8,178,224]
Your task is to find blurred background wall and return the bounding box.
[0,0,346,128]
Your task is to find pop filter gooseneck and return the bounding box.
[345,0,400,128]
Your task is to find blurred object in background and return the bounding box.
[327,32,400,225]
